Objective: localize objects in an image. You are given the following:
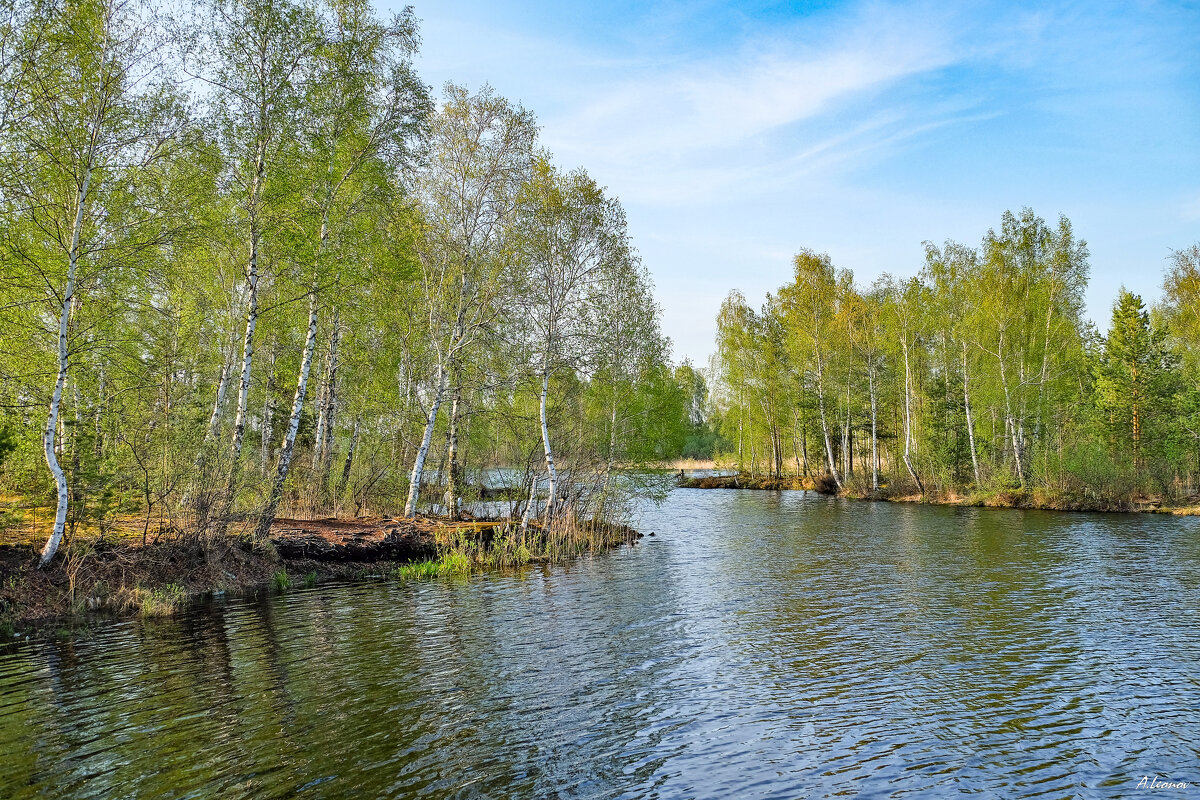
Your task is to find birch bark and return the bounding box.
[404,360,446,517]
[539,365,558,525]
[39,165,91,566]
[257,284,319,539]
[815,352,841,489]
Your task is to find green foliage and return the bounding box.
[711,209,1200,504]
[1093,290,1179,468]
[0,423,16,471]
[0,0,692,550]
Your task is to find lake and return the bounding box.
[2,489,1199,798]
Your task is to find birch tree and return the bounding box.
[779,250,843,488]
[4,0,182,564]
[589,248,666,518]
[403,83,535,518]
[516,159,626,522]
[254,0,427,539]
[187,0,320,529]
[924,240,983,486]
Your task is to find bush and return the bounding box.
[1059,440,1137,504]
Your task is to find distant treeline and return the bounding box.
[0,0,705,564]
[710,208,1200,505]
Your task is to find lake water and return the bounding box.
[3,490,1199,798]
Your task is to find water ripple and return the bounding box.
[2,491,1199,798]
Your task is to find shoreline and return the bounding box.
[0,515,641,638]
[677,474,1200,516]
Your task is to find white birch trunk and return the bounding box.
[40,165,90,566]
[257,288,319,539]
[997,332,1025,485]
[901,334,923,494]
[205,360,231,444]
[540,365,558,524]
[868,363,879,491]
[220,144,267,531]
[310,371,327,469]
[962,343,982,486]
[315,313,340,477]
[404,360,446,518]
[815,352,842,489]
[443,387,460,520]
[518,473,537,543]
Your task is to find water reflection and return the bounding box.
[2,490,1199,798]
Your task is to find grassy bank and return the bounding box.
[849,485,1200,515]
[0,514,642,637]
[679,472,1200,515]
[678,474,820,491]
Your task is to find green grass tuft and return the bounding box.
[137,583,188,617]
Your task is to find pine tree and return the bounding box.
[1094,290,1177,472]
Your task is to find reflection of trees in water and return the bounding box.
[6,494,1200,798]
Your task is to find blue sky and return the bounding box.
[400,0,1200,364]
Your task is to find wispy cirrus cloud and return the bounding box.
[539,4,971,204]
[412,0,1200,360]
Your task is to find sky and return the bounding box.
[398,0,1200,364]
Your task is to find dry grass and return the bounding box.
[0,503,644,635]
[658,458,718,471]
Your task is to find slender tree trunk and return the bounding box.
[597,393,619,519]
[206,360,231,445]
[844,365,853,478]
[404,360,446,517]
[69,381,82,534]
[815,353,842,489]
[901,334,923,495]
[774,423,783,479]
[218,141,267,532]
[317,311,340,478]
[997,333,1025,486]
[962,343,981,486]
[869,362,879,491]
[518,472,537,543]
[40,164,90,567]
[337,417,359,503]
[256,285,319,540]
[800,405,810,476]
[737,387,744,470]
[1035,287,1057,446]
[93,365,105,460]
[443,385,461,520]
[842,407,850,480]
[791,411,803,476]
[311,364,328,468]
[540,364,558,524]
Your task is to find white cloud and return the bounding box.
[536,5,967,206]
[412,1,1200,361]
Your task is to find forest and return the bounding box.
[0,0,707,568]
[710,208,1200,509]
